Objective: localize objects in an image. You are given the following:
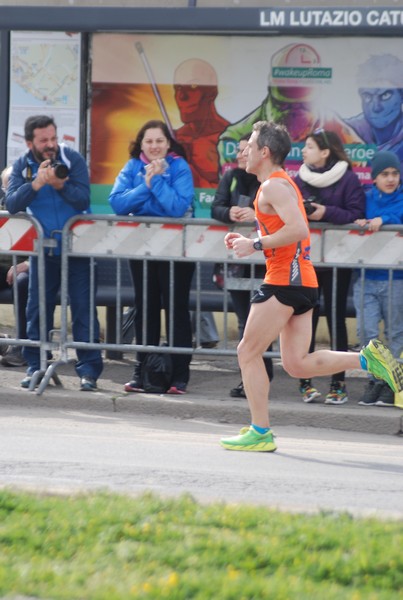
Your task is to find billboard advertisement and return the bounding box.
[90,33,403,215]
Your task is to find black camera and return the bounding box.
[51,161,69,179]
[303,196,320,216]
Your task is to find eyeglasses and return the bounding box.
[313,128,330,148]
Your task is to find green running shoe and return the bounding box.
[360,339,403,393]
[238,425,276,438]
[220,426,277,452]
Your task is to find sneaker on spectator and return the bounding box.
[358,379,383,406]
[0,333,10,356]
[1,346,27,367]
[124,362,144,392]
[299,379,321,403]
[376,382,395,407]
[200,341,218,349]
[124,380,144,392]
[324,381,348,405]
[80,376,97,392]
[230,381,246,398]
[20,374,43,389]
[166,383,187,395]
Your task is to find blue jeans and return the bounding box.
[23,255,103,380]
[353,277,403,361]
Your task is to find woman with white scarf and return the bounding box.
[294,129,365,405]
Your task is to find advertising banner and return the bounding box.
[90,33,403,215]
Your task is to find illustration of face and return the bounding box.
[174,84,216,123]
[27,125,58,163]
[359,87,403,130]
[140,127,170,162]
[301,136,328,169]
[173,58,218,125]
[269,43,320,141]
[374,167,400,194]
[270,92,315,142]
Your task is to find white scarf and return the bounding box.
[298,161,349,188]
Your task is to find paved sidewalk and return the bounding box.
[0,351,402,437]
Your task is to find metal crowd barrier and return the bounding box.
[0,211,62,389]
[1,212,402,395]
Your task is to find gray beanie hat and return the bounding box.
[371,151,401,179]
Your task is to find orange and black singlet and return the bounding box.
[254,170,318,288]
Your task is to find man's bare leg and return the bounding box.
[280,312,361,378]
[237,297,294,428]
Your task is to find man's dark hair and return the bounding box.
[253,120,291,165]
[24,115,57,141]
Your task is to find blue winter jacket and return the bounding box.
[108,154,194,218]
[362,183,403,281]
[6,144,90,254]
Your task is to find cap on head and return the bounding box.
[371,151,401,179]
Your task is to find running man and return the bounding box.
[220,120,403,452]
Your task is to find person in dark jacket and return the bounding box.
[109,119,195,395]
[212,136,273,398]
[293,129,365,405]
[6,115,103,391]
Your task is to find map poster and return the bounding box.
[7,31,81,165]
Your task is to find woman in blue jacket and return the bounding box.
[109,120,195,394]
[294,129,365,405]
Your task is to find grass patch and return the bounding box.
[0,489,402,599]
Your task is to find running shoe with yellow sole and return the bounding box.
[360,339,403,393]
[220,426,277,452]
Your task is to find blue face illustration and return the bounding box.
[359,87,403,129]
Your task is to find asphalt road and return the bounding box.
[0,405,402,519]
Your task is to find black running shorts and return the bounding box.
[251,284,319,315]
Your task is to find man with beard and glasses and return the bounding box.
[6,115,103,391]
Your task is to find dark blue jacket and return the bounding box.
[6,144,90,253]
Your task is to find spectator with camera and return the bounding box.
[109,119,195,395]
[5,114,103,391]
[293,129,365,405]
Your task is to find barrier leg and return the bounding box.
[35,362,63,396]
[105,306,124,360]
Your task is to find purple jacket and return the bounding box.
[294,167,365,225]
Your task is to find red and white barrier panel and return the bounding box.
[0,216,37,252]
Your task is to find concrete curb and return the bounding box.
[0,356,402,437]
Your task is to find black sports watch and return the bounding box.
[253,238,263,251]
